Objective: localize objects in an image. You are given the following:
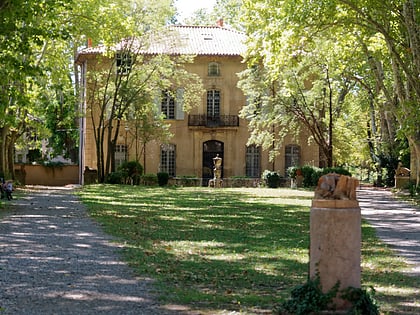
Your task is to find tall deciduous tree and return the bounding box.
[241,0,418,183]
[0,0,73,177]
[79,0,202,182]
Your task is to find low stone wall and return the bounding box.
[14,164,79,186]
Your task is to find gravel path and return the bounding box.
[358,187,420,276]
[0,187,179,315]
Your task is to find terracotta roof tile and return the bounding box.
[77,25,246,61]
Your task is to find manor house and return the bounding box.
[76,23,319,185]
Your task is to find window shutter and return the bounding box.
[154,89,161,114]
[176,88,184,120]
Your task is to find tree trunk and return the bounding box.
[7,131,16,179]
[0,127,9,177]
[408,136,420,186]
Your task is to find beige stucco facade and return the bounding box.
[77,27,319,184]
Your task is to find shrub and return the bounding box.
[301,165,321,187]
[409,182,419,196]
[106,171,123,184]
[278,276,339,315]
[287,165,352,188]
[141,174,158,186]
[278,277,380,315]
[262,170,280,188]
[341,286,380,315]
[118,160,143,185]
[157,172,169,186]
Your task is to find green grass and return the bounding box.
[78,185,420,314]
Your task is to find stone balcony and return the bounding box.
[188,114,239,128]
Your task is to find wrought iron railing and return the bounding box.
[188,115,239,127]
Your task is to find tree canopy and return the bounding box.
[1,0,418,186]
[240,0,419,184]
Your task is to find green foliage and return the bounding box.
[279,276,340,315]
[157,172,169,186]
[43,82,79,162]
[141,173,158,186]
[262,170,280,188]
[240,0,420,176]
[300,166,321,187]
[106,171,124,184]
[408,182,420,197]
[42,161,65,168]
[341,286,380,315]
[118,160,143,185]
[288,165,352,187]
[279,277,380,315]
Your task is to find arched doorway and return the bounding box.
[203,140,224,186]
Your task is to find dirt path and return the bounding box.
[0,187,179,315]
[358,187,420,276]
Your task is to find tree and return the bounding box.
[80,0,202,182]
[238,29,357,167]
[240,0,418,183]
[179,0,243,30]
[0,0,74,177]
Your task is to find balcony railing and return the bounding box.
[188,115,239,128]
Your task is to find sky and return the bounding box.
[175,0,217,22]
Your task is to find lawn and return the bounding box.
[78,185,420,314]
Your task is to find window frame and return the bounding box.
[207,89,221,117]
[245,145,261,178]
[160,143,176,177]
[285,144,301,174]
[116,52,133,75]
[161,90,176,119]
[208,62,220,76]
[114,144,127,169]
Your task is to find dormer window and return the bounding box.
[208,62,220,76]
[202,33,213,40]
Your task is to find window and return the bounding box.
[208,62,220,76]
[207,90,220,117]
[161,90,175,119]
[116,52,132,75]
[246,145,261,178]
[115,144,127,169]
[159,89,184,120]
[160,144,176,177]
[285,144,301,174]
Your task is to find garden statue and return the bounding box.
[314,173,359,200]
[209,154,223,188]
[395,162,410,177]
[395,162,411,188]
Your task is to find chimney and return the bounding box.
[87,38,92,48]
[216,18,224,27]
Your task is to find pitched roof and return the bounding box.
[77,25,246,62]
[146,25,246,56]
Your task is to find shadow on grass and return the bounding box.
[81,185,310,313]
[80,185,420,314]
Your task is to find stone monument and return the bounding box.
[394,162,411,189]
[209,154,223,188]
[310,173,361,310]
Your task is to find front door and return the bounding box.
[202,140,224,186]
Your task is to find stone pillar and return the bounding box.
[395,176,410,189]
[310,199,361,310]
